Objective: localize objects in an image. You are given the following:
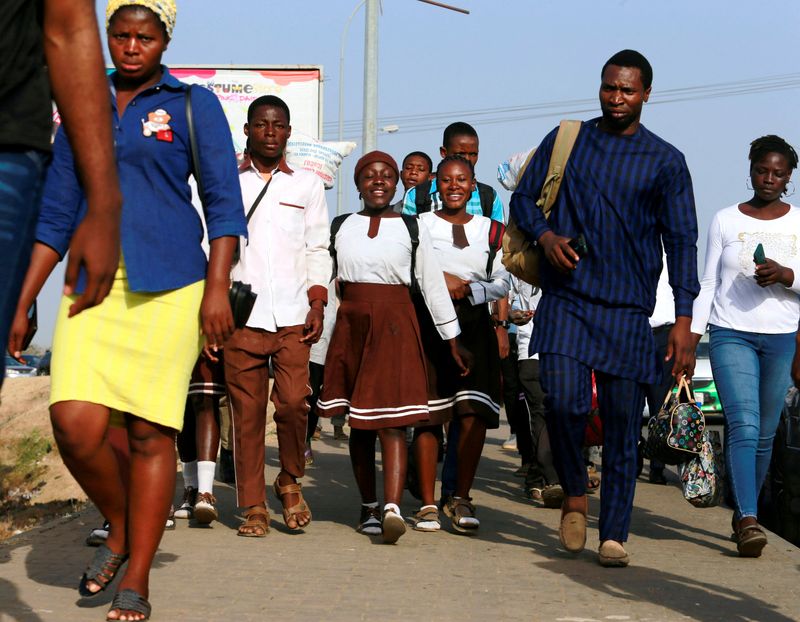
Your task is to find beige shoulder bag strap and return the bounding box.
[536,119,582,218]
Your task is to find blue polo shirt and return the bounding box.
[402,179,505,222]
[37,66,247,293]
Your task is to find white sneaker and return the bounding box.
[85,521,110,546]
[173,486,197,519]
[502,434,517,451]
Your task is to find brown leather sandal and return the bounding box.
[237,505,270,537]
[273,478,312,530]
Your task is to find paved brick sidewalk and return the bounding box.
[2,428,799,622]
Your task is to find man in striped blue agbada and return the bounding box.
[509,50,700,567]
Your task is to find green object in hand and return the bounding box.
[753,243,766,265]
[568,233,589,257]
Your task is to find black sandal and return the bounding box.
[78,544,128,598]
[106,588,151,621]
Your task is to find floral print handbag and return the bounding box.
[643,375,706,465]
[680,430,724,508]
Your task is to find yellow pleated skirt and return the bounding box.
[50,260,204,431]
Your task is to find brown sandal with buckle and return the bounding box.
[237,505,270,537]
[273,478,312,530]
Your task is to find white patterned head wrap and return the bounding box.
[106,0,177,39]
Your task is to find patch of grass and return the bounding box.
[0,429,65,542]
[16,429,51,472]
[0,430,53,503]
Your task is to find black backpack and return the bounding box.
[329,214,420,292]
[414,179,496,219]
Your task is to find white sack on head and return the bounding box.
[286,132,357,189]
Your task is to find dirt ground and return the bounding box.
[0,377,86,541]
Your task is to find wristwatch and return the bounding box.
[495,320,510,329]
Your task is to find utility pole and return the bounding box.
[362,0,379,154]
[336,0,366,215]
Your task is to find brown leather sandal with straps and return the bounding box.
[237,505,270,537]
[273,477,312,530]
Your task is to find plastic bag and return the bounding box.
[496,147,534,191]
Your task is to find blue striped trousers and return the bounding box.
[540,353,645,542]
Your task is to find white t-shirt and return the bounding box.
[333,214,460,340]
[418,212,511,306]
[691,204,800,335]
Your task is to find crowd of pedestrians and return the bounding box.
[2,2,799,620]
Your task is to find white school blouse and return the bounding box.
[419,212,511,306]
[333,214,460,340]
[691,204,800,335]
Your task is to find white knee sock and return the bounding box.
[182,461,198,489]
[197,461,216,494]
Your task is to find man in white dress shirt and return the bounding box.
[225,96,331,536]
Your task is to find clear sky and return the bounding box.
[32,0,800,347]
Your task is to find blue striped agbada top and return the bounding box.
[509,118,700,384]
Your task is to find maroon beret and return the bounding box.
[353,150,399,186]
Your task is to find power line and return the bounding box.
[324,73,800,139]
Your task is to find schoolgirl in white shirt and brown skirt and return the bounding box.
[412,155,511,534]
[317,150,469,543]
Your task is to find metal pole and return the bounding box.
[337,0,366,215]
[362,0,379,154]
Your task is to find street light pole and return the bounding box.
[362,0,379,154]
[338,0,467,215]
[337,0,366,215]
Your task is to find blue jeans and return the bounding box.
[0,150,48,383]
[709,325,795,520]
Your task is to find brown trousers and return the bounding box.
[225,325,311,508]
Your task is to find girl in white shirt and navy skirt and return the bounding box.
[412,155,511,534]
[318,151,469,544]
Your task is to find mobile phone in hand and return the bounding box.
[568,233,588,258]
[753,243,766,265]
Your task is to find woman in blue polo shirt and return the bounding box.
[13,2,246,619]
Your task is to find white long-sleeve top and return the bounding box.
[691,204,800,335]
[509,275,541,361]
[232,162,332,331]
[333,214,460,340]
[419,212,511,306]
